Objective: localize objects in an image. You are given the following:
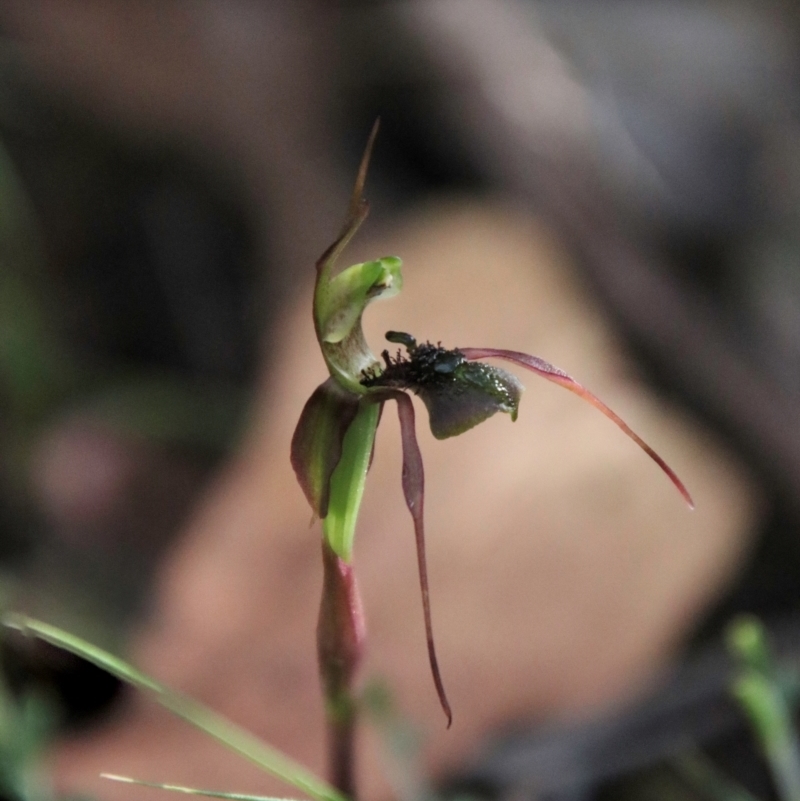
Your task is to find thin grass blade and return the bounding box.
[4,616,346,801]
[102,774,300,801]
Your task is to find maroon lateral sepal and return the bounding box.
[291,377,361,518]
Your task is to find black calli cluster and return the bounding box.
[362,331,466,386]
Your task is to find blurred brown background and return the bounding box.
[0,2,799,800]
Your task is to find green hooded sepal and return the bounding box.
[315,256,403,394]
[311,120,404,395]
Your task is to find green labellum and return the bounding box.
[362,333,523,439]
[418,360,522,439]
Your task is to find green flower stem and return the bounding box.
[322,402,379,562]
[316,401,379,798]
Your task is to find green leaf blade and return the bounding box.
[4,616,346,801]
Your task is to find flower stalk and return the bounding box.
[316,401,378,796]
[292,120,692,798]
[317,539,366,799]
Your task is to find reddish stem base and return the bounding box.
[317,540,366,799]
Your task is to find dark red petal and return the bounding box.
[368,390,453,726]
[460,348,694,508]
[291,378,361,518]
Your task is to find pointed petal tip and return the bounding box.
[660,458,693,508]
[347,120,380,221]
[634,437,694,509]
[668,476,694,510]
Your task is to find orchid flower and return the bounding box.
[291,122,693,752]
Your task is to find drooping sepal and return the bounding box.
[291,377,361,518]
[366,388,453,726]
